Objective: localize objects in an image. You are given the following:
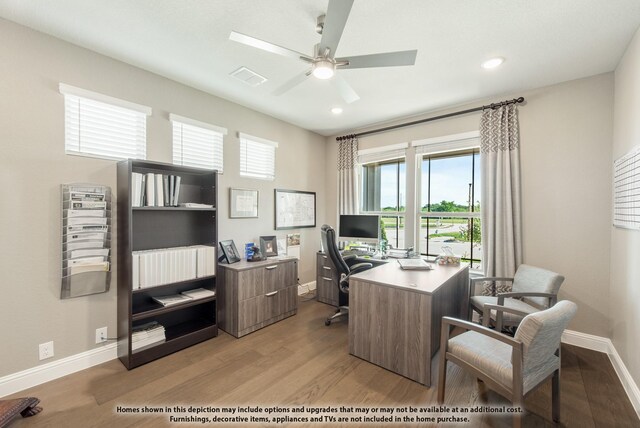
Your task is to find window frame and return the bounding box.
[359,156,407,249]
[413,132,481,268]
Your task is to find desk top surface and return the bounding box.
[350,261,469,295]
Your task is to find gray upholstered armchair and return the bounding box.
[438,300,577,428]
[469,264,564,331]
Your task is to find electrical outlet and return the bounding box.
[39,341,54,360]
[95,327,108,344]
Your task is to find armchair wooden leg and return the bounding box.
[437,356,447,404]
[552,368,561,422]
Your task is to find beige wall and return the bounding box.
[326,73,614,337]
[0,18,326,377]
[611,26,640,385]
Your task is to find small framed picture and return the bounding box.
[219,239,241,264]
[230,188,258,218]
[259,235,278,257]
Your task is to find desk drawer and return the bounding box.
[237,284,297,332]
[237,261,297,300]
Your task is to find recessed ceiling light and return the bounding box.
[481,57,504,69]
[331,107,343,115]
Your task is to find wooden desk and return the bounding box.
[349,262,469,386]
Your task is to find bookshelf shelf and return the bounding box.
[132,296,217,321]
[117,159,219,370]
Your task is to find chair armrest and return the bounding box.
[497,291,557,306]
[441,316,521,347]
[482,303,531,330]
[343,254,357,266]
[349,262,373,275]
[469,276,513,297]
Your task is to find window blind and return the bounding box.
[60,84,149,160]
[238,133,278,180]
[171,114,227,172]
[413,131,480,155]
[357,142,408,164]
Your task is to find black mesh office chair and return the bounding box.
[321,224,373,326]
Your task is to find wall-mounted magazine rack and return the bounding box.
[61,183,112,299]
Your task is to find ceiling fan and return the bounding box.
[229,0,418,104]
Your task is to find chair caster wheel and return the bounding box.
[325,319,331,326]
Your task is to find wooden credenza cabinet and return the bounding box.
[316,252,339,306]
[218,258,298,338]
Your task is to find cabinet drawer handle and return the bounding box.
[322,266,331,271]
[322,256,327,259]
[265,291,278,297]
[265,265,277,270]
[322,277,333,281]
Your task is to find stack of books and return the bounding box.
[131,172,183,207]
[131,245,216,289]
[131,321,165,351]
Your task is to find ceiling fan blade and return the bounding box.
[319,0,354,57]
[336,50,418,69]
[273,71,312,96]
[334,74,359,104]
[229,31,313,62]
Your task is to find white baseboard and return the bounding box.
[0,342,117,398]
[298,280,317,295]
[562,329,640,417]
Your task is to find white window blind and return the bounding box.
[171,114,227,172]
[238,133,278,180]
[60,83,150,160]
[412,131,480,155]
[357,142,408,164]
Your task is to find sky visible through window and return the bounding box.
[378,155,480,209]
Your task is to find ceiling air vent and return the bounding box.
[230,66,267,87]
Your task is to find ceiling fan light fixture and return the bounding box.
[312,60,335,79]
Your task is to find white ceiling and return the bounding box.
[1,0,639,136]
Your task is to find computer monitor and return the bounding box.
[338,214,380,244]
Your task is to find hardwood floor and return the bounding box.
[7,298,639,427]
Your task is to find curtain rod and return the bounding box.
[336,96,525,142]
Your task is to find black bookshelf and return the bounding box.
[117,159,218,369]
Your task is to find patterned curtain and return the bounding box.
[337,136,359,215]
[480,104,523,294]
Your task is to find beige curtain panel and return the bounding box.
[337,137,359,215]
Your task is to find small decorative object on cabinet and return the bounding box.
[117,159,218,370]
[259,235,277,257]
[218,258,298,338]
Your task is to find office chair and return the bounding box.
[320,224,373,326]
[469,264,564,332]
[438,300,577,428]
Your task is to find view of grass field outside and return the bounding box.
[363,150,481,269]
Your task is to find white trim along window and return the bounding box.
[238,132,279,180]
[60,83,150,160]
[171,114,227,172]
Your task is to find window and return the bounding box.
[60,83,149,160]
[359,143,407,248]
[239,133,278,180]
[415,133,481,268]
[171,114,226,172]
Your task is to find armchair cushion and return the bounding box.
[512,265,564,308]
[448,331,559,394]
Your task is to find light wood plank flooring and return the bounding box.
[6,298,639,427]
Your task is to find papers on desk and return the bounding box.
[397,258,433,270]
